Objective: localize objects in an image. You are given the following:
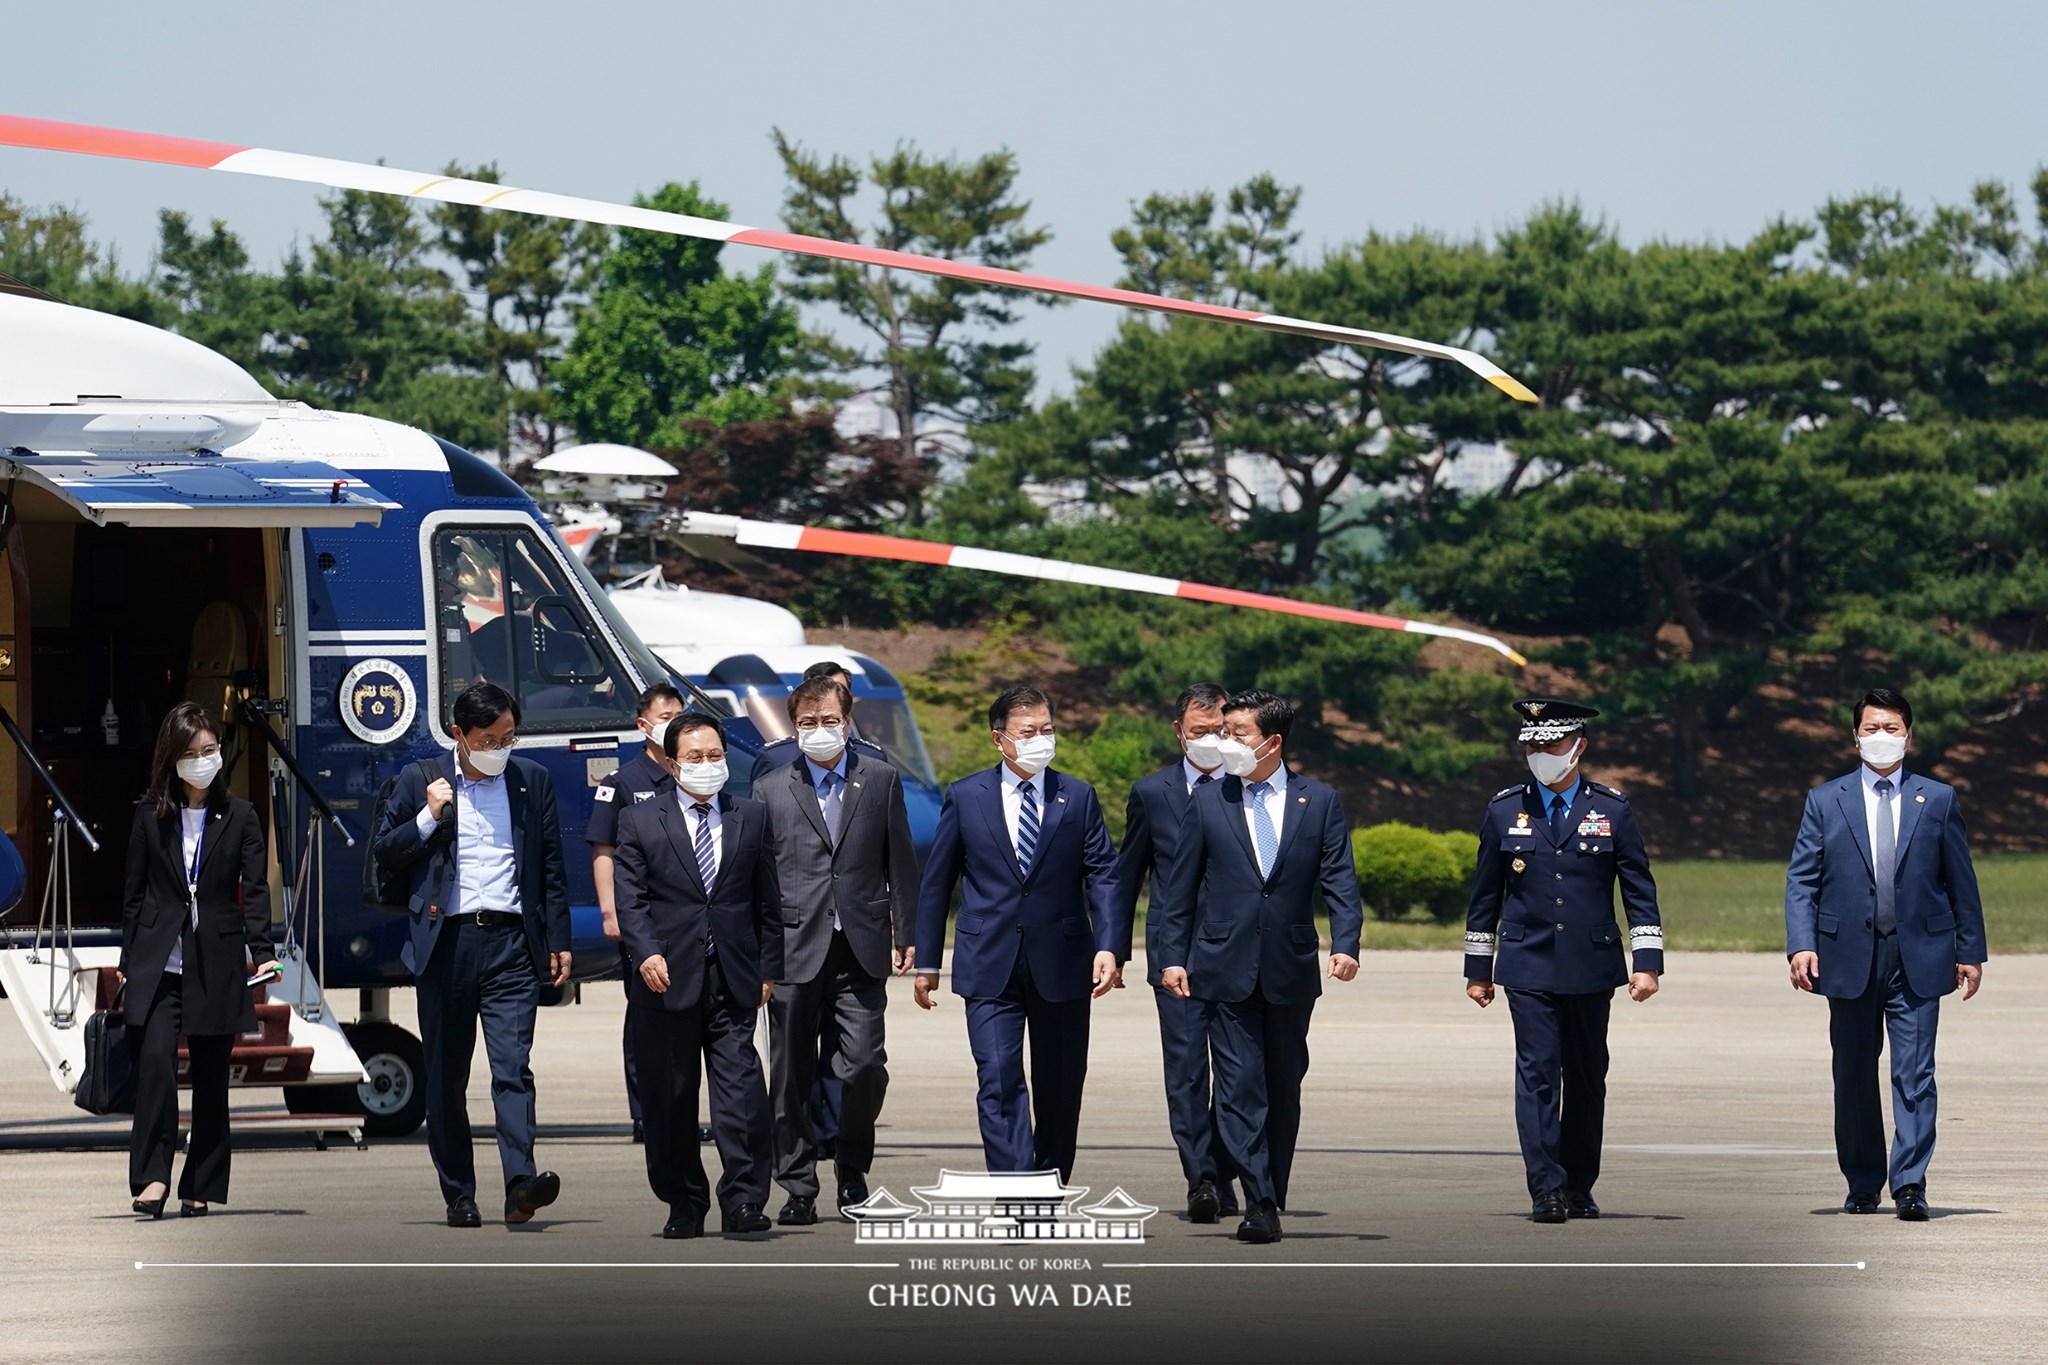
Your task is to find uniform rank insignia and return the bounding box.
[1512,811,1532,833]
[1511,857,1526,873]
[1576,811,1612,837]
[632,790,659,802]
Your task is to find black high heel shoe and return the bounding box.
[179,1201,208,1218]
[132,1191,168,1219]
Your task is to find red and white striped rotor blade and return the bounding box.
[0,113,1538,404]
[676,513,1528,665]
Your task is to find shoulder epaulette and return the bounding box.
[1492,783,1526,801]
[1588,780,1628,801]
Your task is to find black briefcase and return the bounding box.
[74,987,135,1116]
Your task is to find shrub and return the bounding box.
[1352,822,1476,923]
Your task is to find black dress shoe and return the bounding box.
[1843,1192,1881,1214]
[779,1195,819,1226]
[1219,1190,1241,1218]
[1566,1191,1600,1220]
[837,1172,871,1221]
[1531,1190,1569,1224]
[446,1197,483,1228]
[722,1203,773,1235]
[505,1171,562,1225]
[1187,1180,1222,1225]
[631,1119,645,1145]
[1895,1184,1930,1221]
[663,1208,706,1240]
[1235,1202,1282,1244]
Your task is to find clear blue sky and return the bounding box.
[5,0,2045,392]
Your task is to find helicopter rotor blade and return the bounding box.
[0,112,1538,403]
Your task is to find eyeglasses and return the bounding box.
[467,735,518,752]
[793,716,845,730]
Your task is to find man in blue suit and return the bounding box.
[1785,687,1986,1221]
[1150,689,1364,1245]
[371,682,571,1229]
[1115,681,1241,1224]
[913,685,1123,1183]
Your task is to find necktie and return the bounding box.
[1016,780,1039,877]
[691,802,718,955]
[1194,774,1214,788]
[819,772,842,844]
[1549,790,1571,841]
[1873,778,1897,935]
[1246,780,1278,879]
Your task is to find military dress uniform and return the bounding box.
[589,750,675,1131]
[1463,699,1663,1219]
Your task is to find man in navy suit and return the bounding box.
[1115,681,1241,1224]
[1785,687,1986,1220]
[371,682,571,1229]
[614,711,783,1239]
[1150,689,1363,1245]
[913,685,1123,1183]
[1463,697,1663,1224]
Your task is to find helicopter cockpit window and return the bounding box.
[434,528,636,732]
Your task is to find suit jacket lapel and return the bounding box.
[1221,775,1260,873]
[713,793,741,895]
[1834,777,1874,875]
[195,802,229,875]
[1266,771,1309,881]
[504,763,529,886]
[1162,767,1192,829]
[158,811,184,883]
[972,769,1022,884]
[1892,771,1925,874]
[790,758,830,847]
[1024,770,1068,884]
[660,797,708,900]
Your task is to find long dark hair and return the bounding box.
[149,701,226,817]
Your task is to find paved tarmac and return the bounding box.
[1,952,2042,1363]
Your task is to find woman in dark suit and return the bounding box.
[120,701,279,1218]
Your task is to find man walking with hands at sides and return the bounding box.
[757,674,921,1226]
[1149,689,1363,1246]
[1463,698,1662,1225]
[587,683,685,1143]
[614,712,783,1239]
[1785,688,1985,1221]
[372,682,571,1229]
[1116,682,1242,1224]
[913,686,1123,1184]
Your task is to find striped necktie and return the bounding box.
[819,771,842,844]
[1016,780,1040,877]
[1873,778,1897,935]
[1246,780,1278,878]
[691,802,717,955]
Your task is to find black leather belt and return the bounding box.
[456,909,523,930]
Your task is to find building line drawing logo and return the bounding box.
[844,1169,1158,1242]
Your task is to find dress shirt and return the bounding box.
[998,763,1047,849]
[1240,767,1289,852]
[415,769,521,916]
[806,753,851,928]
[166,806,206,975]
[679,786,724,881]
[1541,775,1583,831]
[1182,758,1221,794]
[1860,764,1906,854]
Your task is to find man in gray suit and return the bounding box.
[757,674,921,1224]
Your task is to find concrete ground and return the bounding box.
[0,952,2041,1363]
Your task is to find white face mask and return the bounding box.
[463,741,512,778]
[676,760,729,798]
[176,752,223,789]
[799,725,847,763]
[1183,732,1226,772]
[1857,731,1908,769]
[644,717,675,752]
[1526,740,1582,787]
[1216,737,1264,778]
[1006,734,1056,776]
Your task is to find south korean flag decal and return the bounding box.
[594,785,616,803]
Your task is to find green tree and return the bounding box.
[771,130,1056,510]
[0,194,158,318]
[430,164,609,458]
[552,182,798,450]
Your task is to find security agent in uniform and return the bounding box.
[751,659,889,1162]
[1463,698,1662,1224]
[588,682,686,1142]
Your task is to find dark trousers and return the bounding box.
[619,944,643,1123]
[769,930,887,1198]
[1828,931,1940,1197]
[810,1012,844,1152]
[416,918,540,1205]
[631,954,771,1217]
[963,952,1091,1181]
[1155,984,1237,1200]
[1205,987,1313,1210]
[128,973,234,1202]
[1505,987,1612,1197]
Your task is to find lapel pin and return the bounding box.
[1914,794,1925,803]
[1297,796,1307,804]
[1057,795,1066,804]
[852,781,862,789]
